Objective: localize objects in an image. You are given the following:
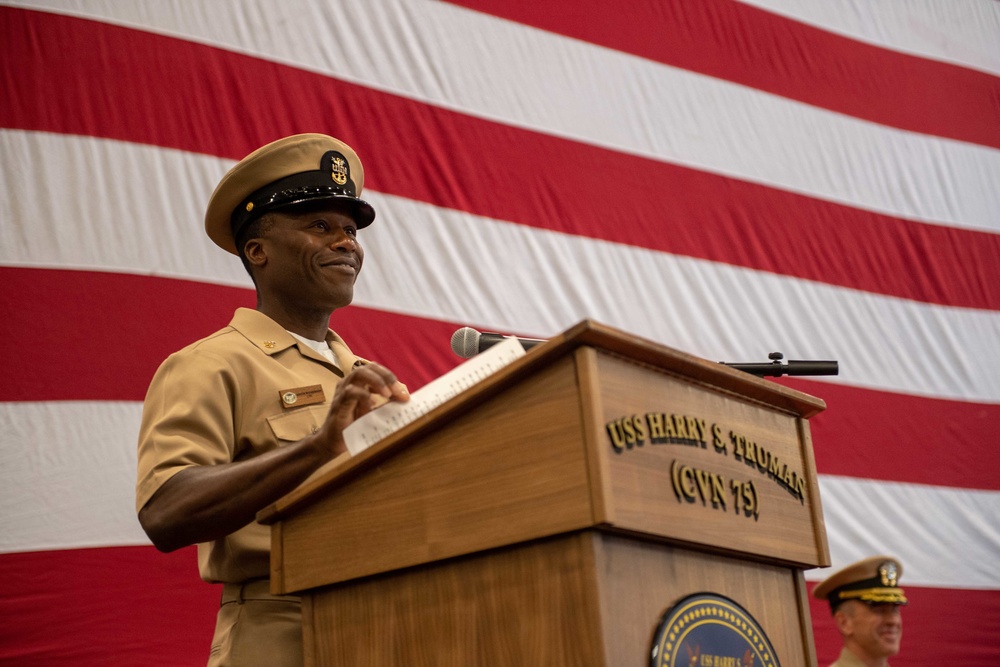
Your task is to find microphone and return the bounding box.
[450,327,546,359]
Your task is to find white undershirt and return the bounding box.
[288,331,340,369]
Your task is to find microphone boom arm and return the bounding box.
[453,328,838,378]
[720,352,838,378]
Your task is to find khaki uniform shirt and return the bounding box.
[830,646,890,667]
[136,308,363,583]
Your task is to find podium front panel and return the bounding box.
[583,348,828,567]
[272,356,599,594]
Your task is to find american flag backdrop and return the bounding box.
[2,1,999,664]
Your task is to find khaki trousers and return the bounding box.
[208,580,303,667]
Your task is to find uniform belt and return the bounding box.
[221,579,301,605]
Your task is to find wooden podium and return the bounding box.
[259,320,830,666]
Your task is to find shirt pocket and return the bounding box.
[265,404,328,443]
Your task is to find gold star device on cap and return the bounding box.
[813,555,908,612]
[205,133,376,255]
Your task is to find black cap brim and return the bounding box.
[230,172,376,243]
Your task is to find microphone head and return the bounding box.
[450,327,481,359]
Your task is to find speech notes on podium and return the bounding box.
[343,336,527,455]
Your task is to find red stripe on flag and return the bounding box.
[1,546,998,667]
[0,546,218,667]
[3,7,999,311]
[0,267,460,402]
[4,266,998,491]
[785,378,1000,491]
[447,0,1000,150]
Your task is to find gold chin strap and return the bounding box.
[838,587,908,605]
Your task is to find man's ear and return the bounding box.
[244,238,267,269]
[834,605,854,637]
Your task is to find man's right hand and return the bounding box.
[309,363,410,460]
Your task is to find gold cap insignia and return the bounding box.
[879,561,899,587]
[330,156,348,186]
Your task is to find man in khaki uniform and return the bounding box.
[136,134,409,667]
[812,555,908,667]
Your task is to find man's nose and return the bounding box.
[883,607,902,623]
[329,230,357,250]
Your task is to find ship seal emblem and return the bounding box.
[650,593,781,667]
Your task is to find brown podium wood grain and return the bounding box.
[259,320,830,666]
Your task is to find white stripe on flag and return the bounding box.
[0,401,149,554]
[737,0,1000,76]
[813,474,1000,591]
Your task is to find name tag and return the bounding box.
[279,384,325,409]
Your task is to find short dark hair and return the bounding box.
[234,213,276,283]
